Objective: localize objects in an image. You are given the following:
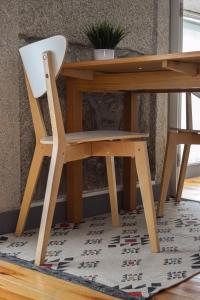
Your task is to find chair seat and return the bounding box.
[169,128,200,134]
[40,130,148,145]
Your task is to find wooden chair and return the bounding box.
[157,92,200,217]
[16,35,159,265]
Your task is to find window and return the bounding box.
[181,17,200,165]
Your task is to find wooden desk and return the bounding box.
[61,51,200,223]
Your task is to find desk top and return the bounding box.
[62,51,200,74]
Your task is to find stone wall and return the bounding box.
[0,1,20,213]
[0,0,170,213]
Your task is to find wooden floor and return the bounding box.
[0,260,116,300]
[182,176,200,201]
[0,259,200,300]
[151,274,200,300]
[1,177,200,300]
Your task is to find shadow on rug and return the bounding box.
[1,199,200,299]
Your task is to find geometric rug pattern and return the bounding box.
[1,199,200,299]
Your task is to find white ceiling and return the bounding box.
[184,0,200,14]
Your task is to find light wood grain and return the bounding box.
[157,130,200,216]
[152,274,200,300]
[65,143,92,162]
[61,51,200,74]
[24,74,47,141]
[174,93,193,202]
[66,78,83,224]
[134,141,159,253]
[170,131,200,144]
[152,292,194,300]
[35,146,65,266]
[91,140,137,157]
[16,75,46,237]
[61,53,200,95]
[1,260,200,300]
[73,71,200,93]
[35,52,66,265]
[0,260,116,300]
[18,51,157,265]
[162,60,198,76]
[157,132,177,217]
[123,92,138,211]
[16,146,44,236]
[182,176,200,201]
[61,68,94,80]
[184,176,200,186]
[176,144,190,202]
[158,92,200,215]
[106,156,120,227]
[62,51,200,238]
[40,130,147,144]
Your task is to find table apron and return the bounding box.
[65,71,200,93]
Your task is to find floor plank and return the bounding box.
[1,258,200,300]
[152,292,194,300]
[0,260,116,300]
[182,176,200,201]
[152,274,200,300]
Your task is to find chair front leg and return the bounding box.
[157,133,177,217]
[176,144,190,202]
[134,141,160,253]
[35,146,65,266]
[106,156,120,227]
[16,146,44,236]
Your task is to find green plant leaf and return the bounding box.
[84,21,128,49]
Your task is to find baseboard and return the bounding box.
[0,184,159,235]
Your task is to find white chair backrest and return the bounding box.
[19,35,67,98]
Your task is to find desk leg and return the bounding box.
[66,79,83,223]
[123,92,138,210]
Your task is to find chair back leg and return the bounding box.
[176,144,190,202]
[134,141,160,253]
[175,92,193,202]
[157,133,177,217]
[106,156,120,227]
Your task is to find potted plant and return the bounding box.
[84,21,128,60]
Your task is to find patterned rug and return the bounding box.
[1,198,200,299]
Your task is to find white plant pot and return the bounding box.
[94,49,115,60]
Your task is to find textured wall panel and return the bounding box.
[0,1,21,212]
[0,0,170,212]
